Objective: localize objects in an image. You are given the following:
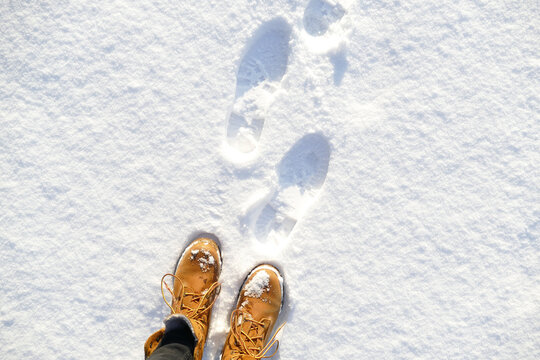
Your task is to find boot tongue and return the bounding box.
[240,315,266,353]
[180,284,217,312]
[182,289,202,309]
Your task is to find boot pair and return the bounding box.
[144,237,285,360]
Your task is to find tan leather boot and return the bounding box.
[221,264,285,360]
[144,237,222,360]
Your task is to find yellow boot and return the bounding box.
[145,237,222,359]
[221,264,285,360]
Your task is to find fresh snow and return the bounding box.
[1,0,539,359]
[191,249,216,272]
[244,269,271,298]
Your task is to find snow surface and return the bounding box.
[1,0,539,359]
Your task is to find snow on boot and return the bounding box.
[221,264,285,360]
[144,237,222,360]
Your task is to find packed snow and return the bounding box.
[1,0,539,359]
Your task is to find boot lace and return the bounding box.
[160,273,221,329]
[228,309,285,359]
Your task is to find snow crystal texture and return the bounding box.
[1,0,538,359]
[244,269,270,298]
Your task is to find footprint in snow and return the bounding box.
[225,19,291,159]
[244,133,331,244]
[303,0,346,37]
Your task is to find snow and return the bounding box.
[191,249,216,272]
[0,0,538,359]
[243,269,271,298]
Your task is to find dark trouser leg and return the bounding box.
[148,315,197,360]
[147,343,194,360]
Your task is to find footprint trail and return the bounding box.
[226,19,291,157]
[303,0,346,36]
[245,134,331,244]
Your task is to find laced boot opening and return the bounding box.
[161,273,221,331]
[227,309,285,360]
